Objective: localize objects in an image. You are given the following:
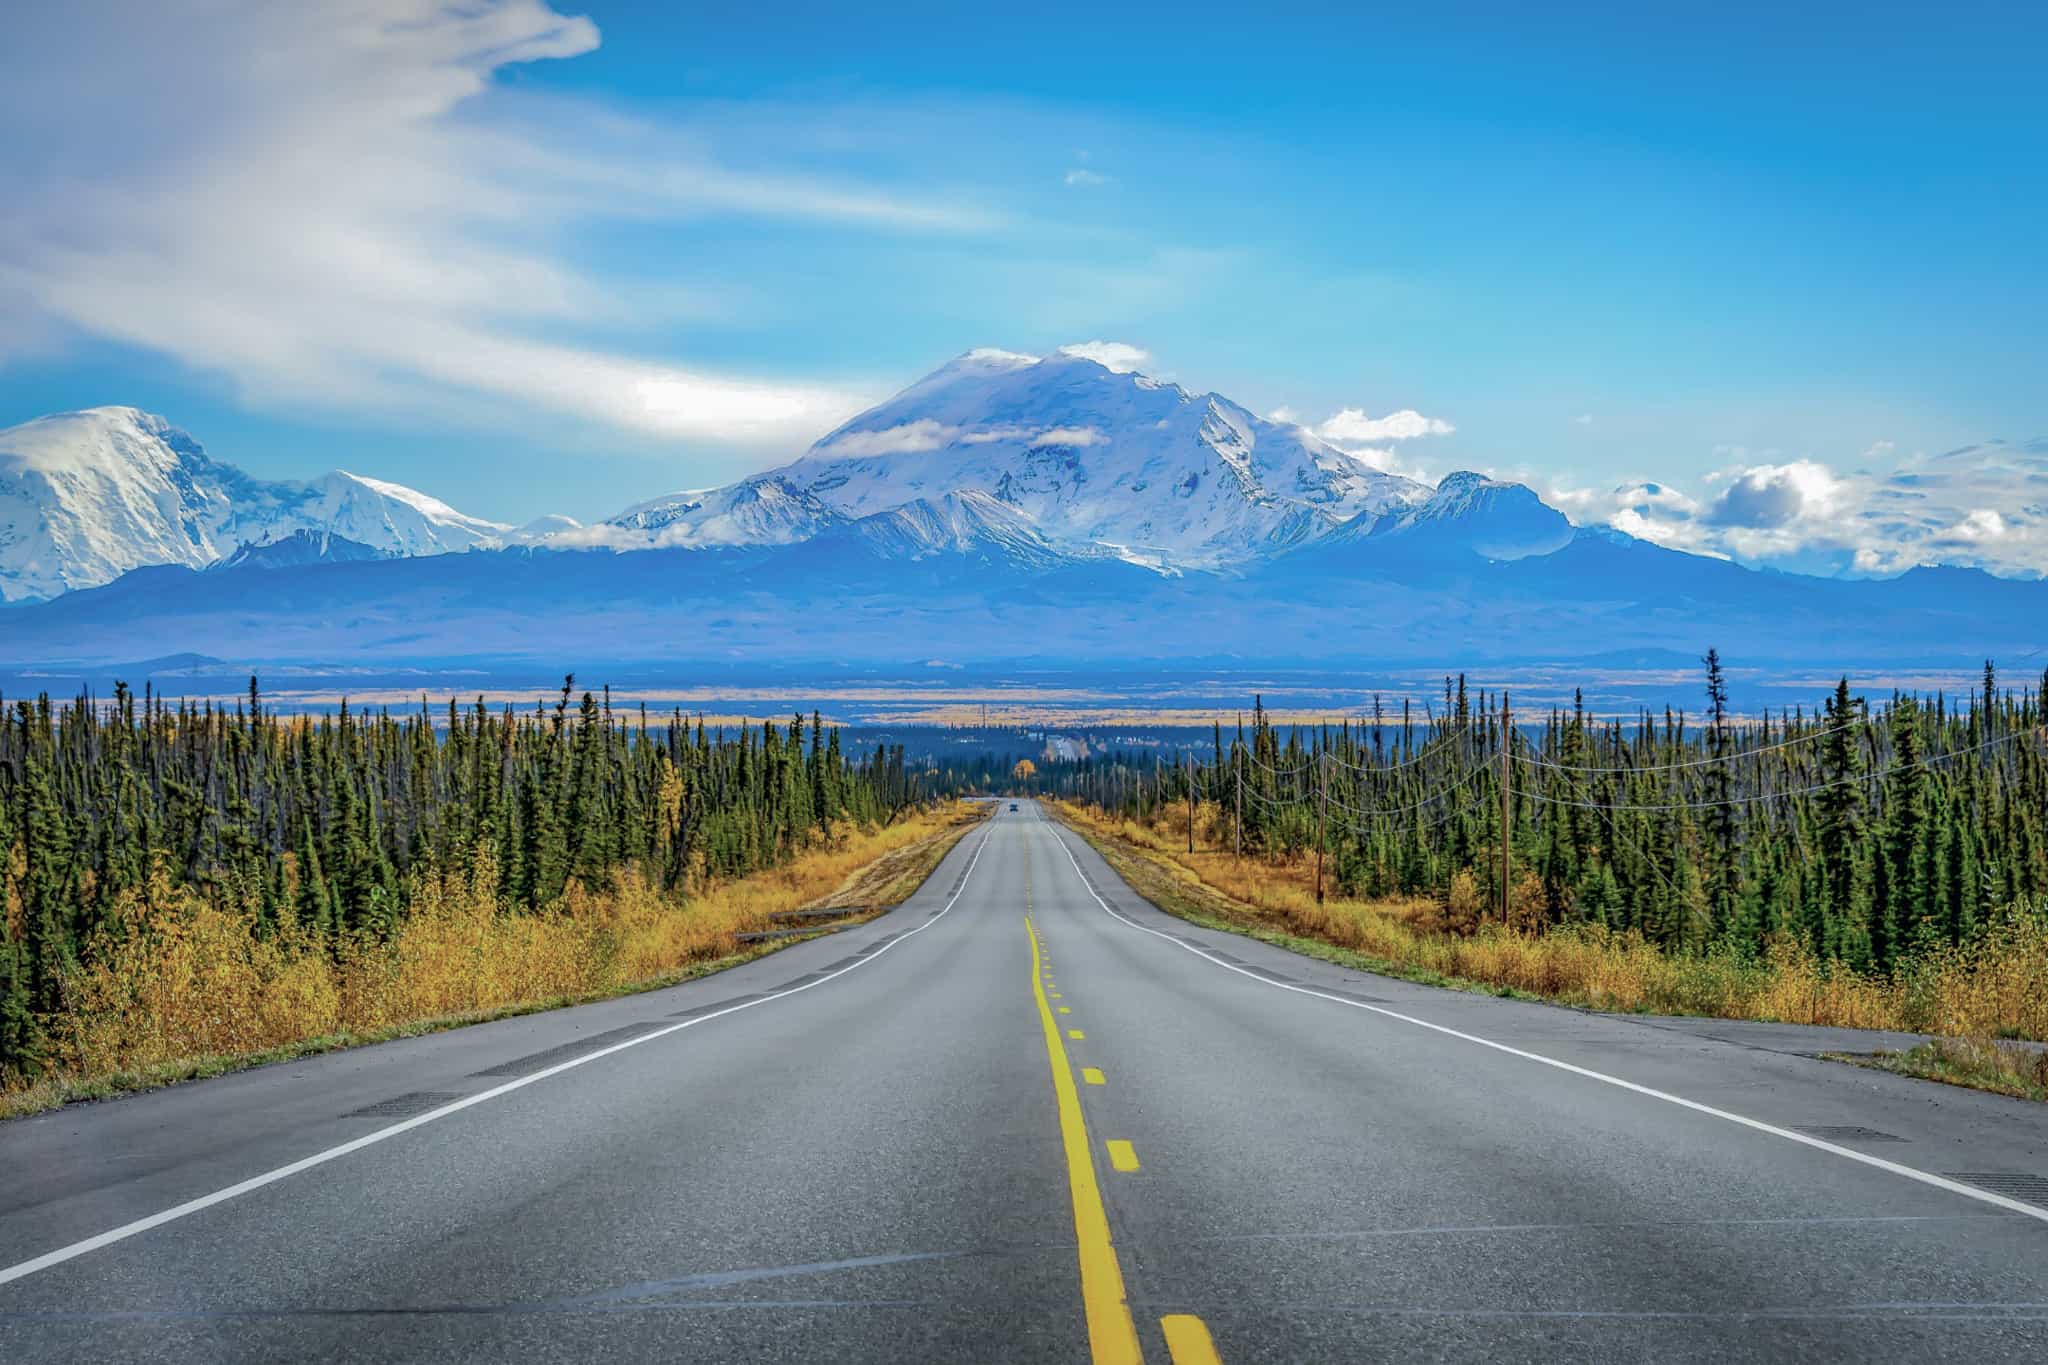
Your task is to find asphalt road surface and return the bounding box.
[4,800,2047,1363]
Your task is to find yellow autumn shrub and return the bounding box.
[22,804,979,1103]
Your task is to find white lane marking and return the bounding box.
[0,827,996,1288]
[1040,821,2048,1228]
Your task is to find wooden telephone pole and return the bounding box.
[1500,690,1513,925]
[1186,754,1196,853]
[1315,751,1328,905]
[1233,757,1243,859]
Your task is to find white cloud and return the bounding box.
[1556,442,2048,578]
[807,421,1111,455]
[1293,403,1454,482]
[960,425,1038,444]
[1556,480,1722,555]
[1312,408,1456,444]
[1064,168,1113,186]
[1030,426,1107,448]
[1572,413,1595,426]
[1704,459,1844,530]
[1328,443,1436,484]
[1949,508,2009,542]
[1056,341,1150,373]
[0,2,995,446]
[815,419,958,457]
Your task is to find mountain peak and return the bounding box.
[773,349,1424,567]
[1431,469,1499,496]
[317,469,508,528]
[604,474,845,547]
[1417,471,1554,518]
[1,405,206,477]
[211,528,393,572]
[0,406,515,601]
[1392,471,1574,559]
[1303,468,1574,564]
[957,347,1041,369]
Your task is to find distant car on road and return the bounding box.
[1009,802,1019,811]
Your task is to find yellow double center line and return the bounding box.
[1026,915,1145,1365]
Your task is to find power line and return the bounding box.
[1241,783,1309,815]
[1241,749,1315,782]
[1317,733,1470,776]
[1515,721,1855,776]
[1321,762,1493,821]
[1511,728,2033,813]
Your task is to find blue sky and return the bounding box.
[1,1,2042,572]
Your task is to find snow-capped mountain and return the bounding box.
[602,475,846,547]
[4,350,2043,676]
[754,349,1427,568]
[5,358,2044,673]
[0,406,513,601]
[506,514,584,544]
[294,470,508,558]
[0,357,1541,602]
[1317,470,1577,561]
[210,529,393,572]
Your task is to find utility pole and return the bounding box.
[1315,751,1328,904]
[1500,689,1513,925]
[1234,755,1243,860]
[1186,753,1196,854]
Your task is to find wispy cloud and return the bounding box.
[1064,168,1113,186]
[1313,408,1456,443]
[1057,340,1150,372]
[813,419,1111,455]
[0,1,995,446]
[1029,426,1107,448]
[815,419,958,456]
[1274,404,1456,483]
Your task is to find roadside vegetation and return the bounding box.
[1836,1036,2048,1104]
[0,677,979,1115]
[1044,656,2048,1077]
[1059,800,2048,1040]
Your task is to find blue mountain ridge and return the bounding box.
[2,509,2039,672]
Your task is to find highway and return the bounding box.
[3,800,2047,1362]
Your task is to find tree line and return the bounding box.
[1045,656,2048,971]
[0,677,927,1079]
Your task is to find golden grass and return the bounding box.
[1055,800,2048,1041]
[3,804,984,1118]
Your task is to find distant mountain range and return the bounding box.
[0,406,570,602]
[2,352,2043,673]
